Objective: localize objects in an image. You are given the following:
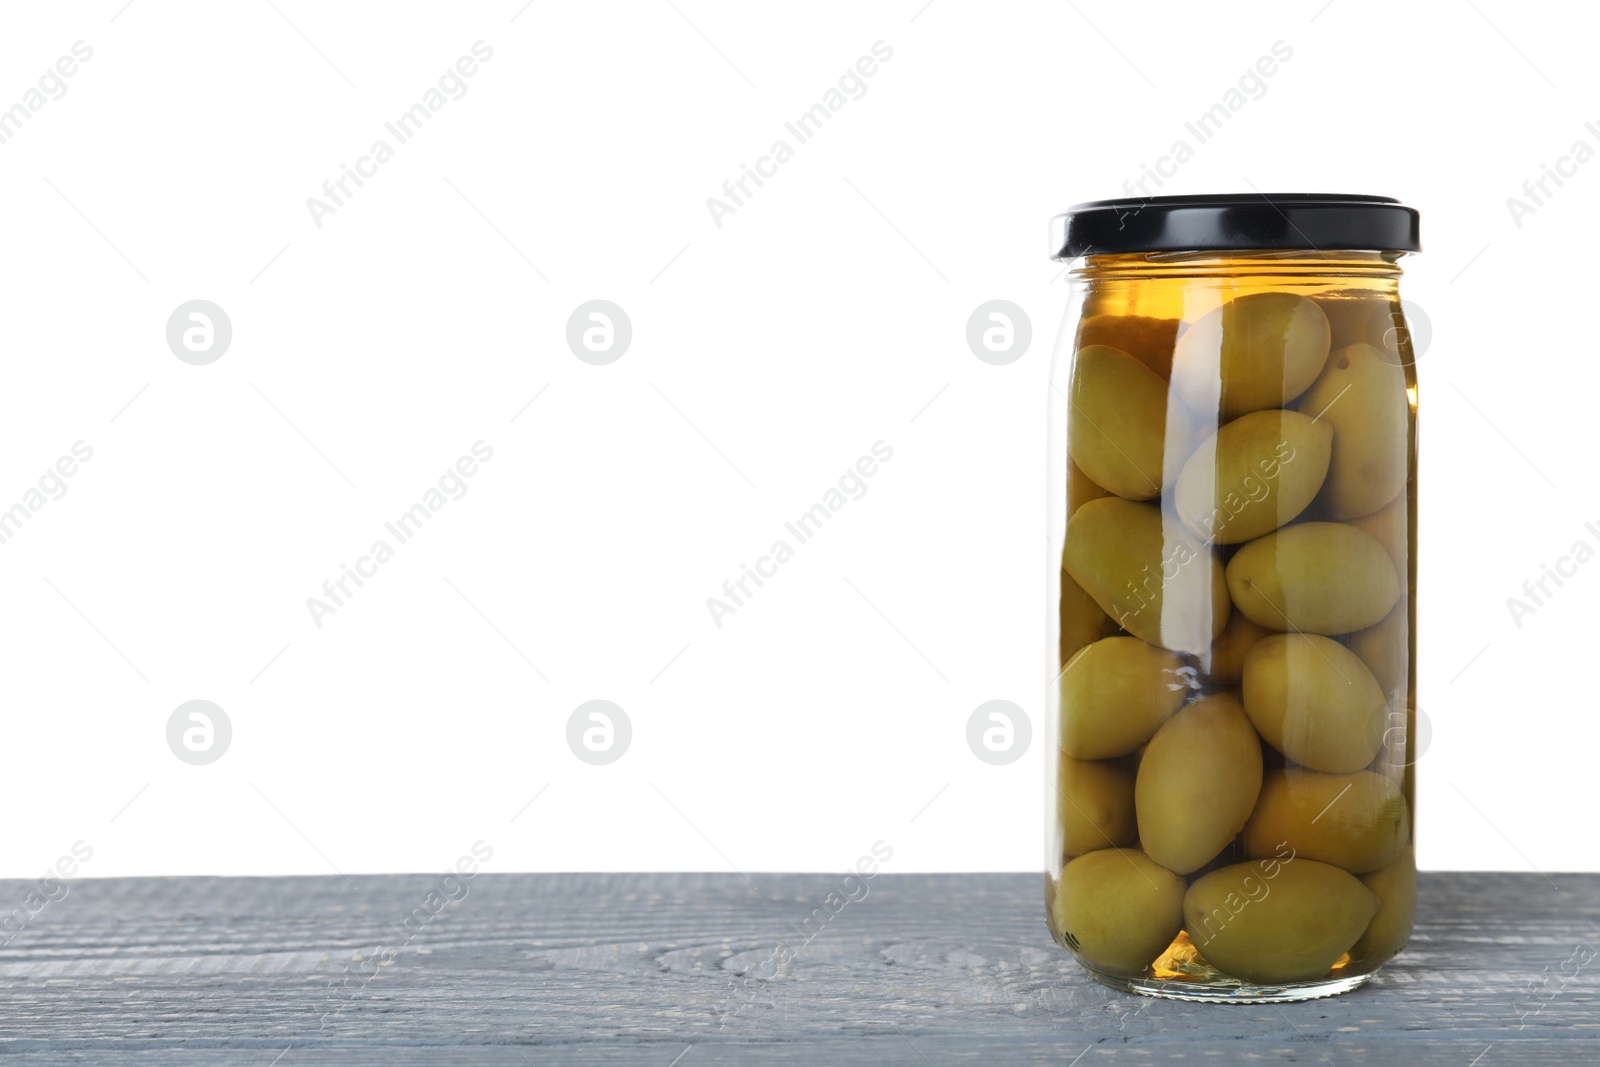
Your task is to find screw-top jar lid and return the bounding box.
[1050,193,1421,260]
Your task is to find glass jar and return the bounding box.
[1044,194,1421,1003]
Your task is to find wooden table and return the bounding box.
[2,872,1594,1064]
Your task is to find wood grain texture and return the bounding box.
[0,872,1594,1064]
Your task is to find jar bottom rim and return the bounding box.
[1083,967,1375,1004]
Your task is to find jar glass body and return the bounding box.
[1045,250,1418,1002]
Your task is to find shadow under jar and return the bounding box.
[1044,194,1422,1003]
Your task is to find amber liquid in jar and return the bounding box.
[1046,251,1417,1003]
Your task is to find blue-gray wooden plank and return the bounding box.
[0,872,1593,1064]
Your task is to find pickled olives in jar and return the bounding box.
[1047,194,1421,1002]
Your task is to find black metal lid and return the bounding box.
[1050,193,1421,259]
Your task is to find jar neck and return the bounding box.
[1069,250,1407,285]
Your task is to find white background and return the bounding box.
[0,0,1593,879]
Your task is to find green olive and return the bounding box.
[1225,522,1400,634]
[1351,847,1416,965]
[1068,345,1185,500]
[1299,343,1410,520]
[1135,693,1263,875]
[1344,494,1408,579]
[1066,458,1112,517]
[1053,848,1185,974]
[1173,409,1333,544]
[1314,292,1394,350]
[1242,769,1409,874]
[1345,600,1410,698]
[1064,497,1229,655]
[1056,752,1137,859]
[1241,634,1386,773]
[1184,858,1377,983]
[1171,292,1332,419]
[1058,570,1111,666]
[1059,636,1188,759]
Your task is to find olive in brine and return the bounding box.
[1351,847,1416,965]
[1058,570,1111,666]
[1299,343,1410,520]
[1241,634,1386,773]
[1136,693,1263,875]
[1173,409,1333,544]
[1053,848,1185,974]
[1345,600,1410,697]
[1066,458,1112,517]
[1057,753,1137,859]
[1170,292,1332,419]
[1345,494,1408,578]
[1059,636,1188,759]
[1064,497,1229,655]
[1242,769,1409,874]
[1315,292,1393,350]
[1185,859,1377,984]
[1068,345,1183,500]
[1225,522,1399,634]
